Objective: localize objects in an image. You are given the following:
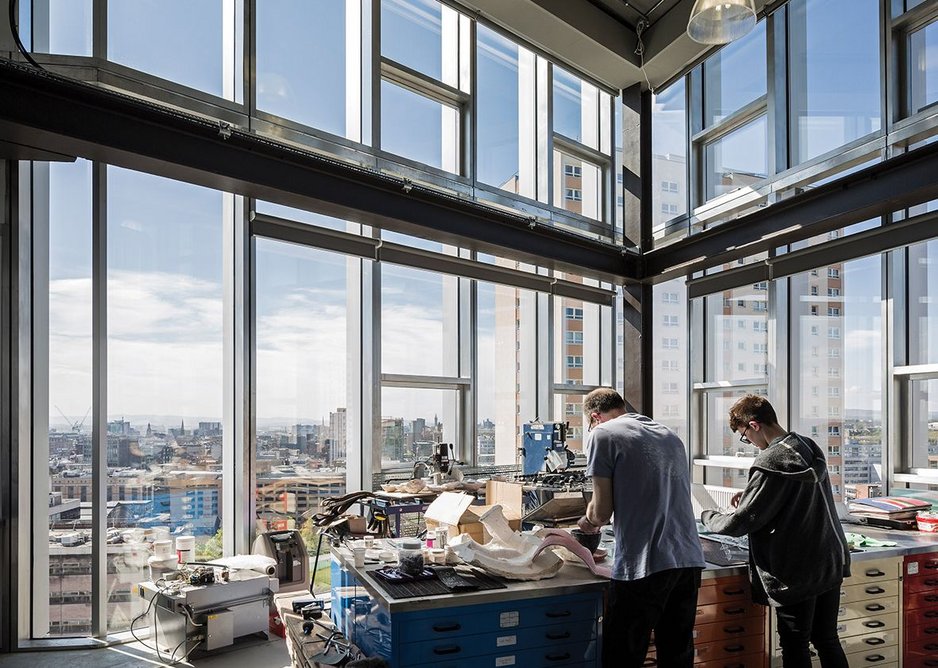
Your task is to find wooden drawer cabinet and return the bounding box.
[645,574,768,667]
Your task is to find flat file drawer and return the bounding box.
[840,580,899,604]
[696,601,763,626]
[906,589,938,610]
[839,629,899,653]
[904,553,938,578]
[399,620,597,665]
[905,573,938,595]
[490,640,596,666]
[905,606,938,629]
[849,557,900,583]
[696,653,765,668]
[835,612,898,638]
[697,577,750,606]
[906,621,938,643]
[693,634,765,663]
[693,617,765,644]
[844,642,898,665]
[398,594,599,644]
[836,596,899,621]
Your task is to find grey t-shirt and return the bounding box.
[587,413,705,581]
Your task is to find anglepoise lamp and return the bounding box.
[687,0,757,44]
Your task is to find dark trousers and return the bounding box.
[603,567,702,668]
[775,585,848,668]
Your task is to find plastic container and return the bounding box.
[425,530,436,549]
[148,540,179,580]
[398,539,425,575]
[916,512,938,533]
[175,535,195,565]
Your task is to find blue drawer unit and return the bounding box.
[332,559,604,667]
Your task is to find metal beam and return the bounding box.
[0,58,635,283]
[643,138,938,283]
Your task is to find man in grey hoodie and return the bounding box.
[700,395,850,668]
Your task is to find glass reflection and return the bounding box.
[706,285,769,383]
[789,0,881,164]
[910,20,938,116]
[703,22,766,126]
[651,80,687,237]
[704,116,767,201]
[380,80,459,171]
[790,255,882,502]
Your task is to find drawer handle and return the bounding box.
[864,586,885,594]
[864,637,885,646]
[926,643,938,651]
[723,644,745,653]
[865,603,885,612]
[924,560,938,569]
[865,569,885,577]
[432,645,461,655]
[926,611,938,619]
[545,610,572,618]
[925,595,938,602]
[724,607,745,615]
[724,664,745,668]
[925,662,938,667]
[723,625,745,633]
[545,631,570,640]
[546,652,571,662]
[926,627,938,635]
[863,621,885,629]
[925,578,938,586]
[722,587,745,596]
[432,623,461,632]
[863,655,885,662]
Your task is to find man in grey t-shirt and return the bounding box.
[577,387,705,667]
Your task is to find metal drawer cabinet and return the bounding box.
[904,551,938,668]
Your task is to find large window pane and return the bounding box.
[652,80,687,237]
[553,151,601,221]
[790,256,882,502]
[30,0,92,55]
[705,286,769,382]
[382,0,458,86]
[703,387,767,489]
[789,0,881,164]
[106,168,225,633]
[381,264,455,376]
[554,298,602,387]
[908,239,938,365]
[109,0,237,99]
[44,160,93,638]
[553,66,600,148]
[653,280,688,442]
[380,80,459,171]
[477,26,535,196]
[909,379,938,470]
[910,20,938,116]
[704,116,767,201]
[254,239,348,593]
[704,22,766,126]
[256,0,348,138]
[381,387,457,470]
[477,282,537,466]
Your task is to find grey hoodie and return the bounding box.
[700,432,851,607]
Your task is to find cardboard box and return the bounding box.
[425,492,521,544]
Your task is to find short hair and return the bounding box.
[728,394,778,431]
[583,387,626,416]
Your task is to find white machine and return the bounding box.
[136,570,279,661]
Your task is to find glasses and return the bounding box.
[739,425,752,445]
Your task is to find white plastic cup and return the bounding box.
[175,535,195,565]
[352,546,366,568]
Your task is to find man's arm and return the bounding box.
[700,470,788,536]
[578,476,613,533]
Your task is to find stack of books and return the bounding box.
[847,496,932,529]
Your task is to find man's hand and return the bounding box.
[577,515,600,533]
[730,491,743,508]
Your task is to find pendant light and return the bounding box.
[687,0,757,45]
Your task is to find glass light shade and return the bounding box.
[687,0,757,45]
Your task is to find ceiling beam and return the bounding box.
[642,139,938,283]
[0,58,634,282]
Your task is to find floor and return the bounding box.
[0,636,292,668]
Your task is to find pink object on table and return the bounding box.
[532,529,613,579]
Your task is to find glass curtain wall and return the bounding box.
[652,280,687,441]
[651,80,687,238]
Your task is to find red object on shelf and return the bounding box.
[269,608,286,639]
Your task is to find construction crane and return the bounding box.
[55,405,91,433]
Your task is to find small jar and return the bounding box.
[425,530,436,549]
[398,539,425,576]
